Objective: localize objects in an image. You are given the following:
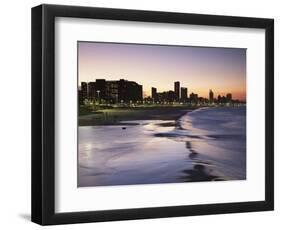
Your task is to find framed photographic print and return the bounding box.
[31,4,274,225]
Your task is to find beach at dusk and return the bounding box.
[77,41,246,187]
[79,106,196,126]
[78,106,246,186]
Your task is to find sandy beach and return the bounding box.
[78,106,246,187]
[79,106,197,126]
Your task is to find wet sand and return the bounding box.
[79,106,196,126]
[78,107,246,187]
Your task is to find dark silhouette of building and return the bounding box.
[221,96,227,103]
[81,82,88,103]
[216,93,232,104]
[78,89,84,105]
[79,79,142,104]
[157,90,176,103]
[209,89,214,102]
[106,81,119,103]
[180,87,188,102]
[117,79,143,103]
[217,95,228,103]
[130,81,142,102]
[88,82,96,100]
[80,79,240,106]
[226,93,232,102]
[95,79,106,102]
[174,81,180,101]
[198,97,208,104]
[151,87,157,102]
[143,96,153,104]
[190,92,198,103]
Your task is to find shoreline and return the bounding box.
[79,106,197,126]
[78,106,246,186]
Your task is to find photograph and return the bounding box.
[30,3,274,225]
[77,41,247,187]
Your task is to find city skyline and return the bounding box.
[78,42,246,100]
[79,79,239,105]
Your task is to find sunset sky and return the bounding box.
[78,42,246,100]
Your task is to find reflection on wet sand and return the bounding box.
[180,164,223,182]
[185,141,198,159]
[154,129,224,182]
[184,140,222,181]
[153,123,223,182]
[78,107,246,187]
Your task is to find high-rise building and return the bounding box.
[180,87,188,102]
[151,87,157,102]
[174,81,180,101]
[125,80,142,103]
[106,81,119,103]
[95,79,106,101]
[82,79,142,103]
[209,89,214,102]
[88,82,96,100]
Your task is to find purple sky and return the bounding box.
[78,41,246,100]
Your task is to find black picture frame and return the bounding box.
[31,4,274,225]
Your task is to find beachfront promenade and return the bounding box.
[78,104,245,126]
